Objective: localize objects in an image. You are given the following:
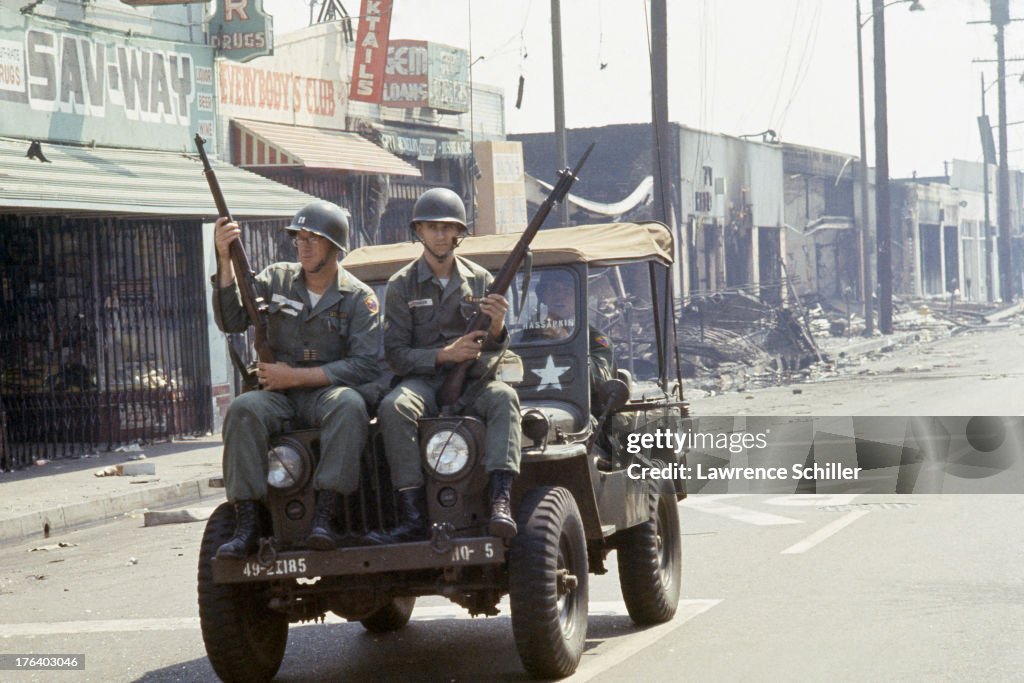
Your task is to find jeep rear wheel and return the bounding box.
[360,596,416,633]
[197,502,288,683]
[615,492,681,625]
[509,486,588,679]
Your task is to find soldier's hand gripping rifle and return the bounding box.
[194,134,274,390]
[438,143,595,410]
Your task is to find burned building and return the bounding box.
[511,123,786,306]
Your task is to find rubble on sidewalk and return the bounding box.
[678,290,821,393]
[677,288,1022,395]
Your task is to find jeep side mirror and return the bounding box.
[597,378,630,414]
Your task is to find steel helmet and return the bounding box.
[409,188,468,234]
[286,200,350,253]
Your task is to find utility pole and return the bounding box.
[651,0,672,228]
[856,0,874,335]
[980,74,995,302]
[992,0,1015,301]
[872,0,893,333]
[550,0,570,228]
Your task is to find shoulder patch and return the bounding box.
[364,295,380,315]
[593,334,610,348]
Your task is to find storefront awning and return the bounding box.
[0,138,319,218]
[232,119,421,177]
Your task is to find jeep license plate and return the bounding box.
[242,558,308,578]
[450,541,497,564]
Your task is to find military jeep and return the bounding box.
[197,222,688,681]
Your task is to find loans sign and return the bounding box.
[348,0,393,103]
[208,0,274,63]
[383,40,469,114]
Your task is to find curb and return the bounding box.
[0,477,225,546]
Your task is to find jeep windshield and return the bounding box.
[509,267,579,345]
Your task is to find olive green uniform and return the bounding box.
[588,326,617,401]
[379,255,521,489]
[213,262,380,501]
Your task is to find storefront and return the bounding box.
[0,139,318,470]
[0,9,329,468]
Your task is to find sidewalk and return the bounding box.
[0,435,226,545]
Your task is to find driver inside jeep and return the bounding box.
[522,270,618,403]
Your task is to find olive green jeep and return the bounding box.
[198,221,688,681]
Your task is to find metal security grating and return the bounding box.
[0,215,212,470]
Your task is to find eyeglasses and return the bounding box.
[292,235,323,247]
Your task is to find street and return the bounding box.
[1,324,1022,681]
[1,494,1021,681]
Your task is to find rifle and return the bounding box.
[194,134,275,389]
[438,143,595,410]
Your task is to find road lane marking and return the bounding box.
[682,498,803,526]
[0,617,200,637]
[780,509,870,554]
[0,600,721,637]
[569,599,722,682]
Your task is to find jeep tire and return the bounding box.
[197,502,288,682]
[615,492,681,625]
[360,596,416,633]
[509,486,588,679]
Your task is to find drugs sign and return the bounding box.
[208,0,274,63]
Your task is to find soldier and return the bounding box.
[525,270,617,403]
[211,201,381,557]
[371,188,521,544]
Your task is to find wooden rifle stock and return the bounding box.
[194,134,275,366]
[437,143,595,409]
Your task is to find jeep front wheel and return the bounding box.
[197,502,288,682]
[615,492,681,625]
[509,486,589,679]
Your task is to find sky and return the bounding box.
[258,0,1024,178]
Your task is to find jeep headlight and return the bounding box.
[267,444,305,489]
[424,430,471,477]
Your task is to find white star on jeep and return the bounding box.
[531,355,570,391]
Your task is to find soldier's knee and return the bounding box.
[379,388,423,424]
[327,387,367,417]
[491,382,520,409]
[225,391,273,425]
[378,391,401,422]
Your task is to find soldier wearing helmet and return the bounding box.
[211,201,381,557]
[524,269,617,405]
[370,188,522,544]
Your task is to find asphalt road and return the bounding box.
[1,492,1022,682]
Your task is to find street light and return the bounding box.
[856,0,923,335]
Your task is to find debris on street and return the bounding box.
[677,288,1024,395]
[143,508,214,527]
[29,541,77,552]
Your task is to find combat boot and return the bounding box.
[487,470,517,539]
[366,487,428,544]
[307,490,343,551]
[215,501,261,559]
